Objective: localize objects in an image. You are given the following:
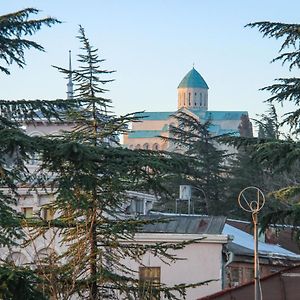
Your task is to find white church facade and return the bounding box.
[123,67,253,151]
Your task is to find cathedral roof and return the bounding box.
[178,67,209,89]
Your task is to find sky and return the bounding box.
[1,0,300,131]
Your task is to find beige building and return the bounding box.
[123,67,252,151]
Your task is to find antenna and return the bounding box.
[238,186,265,300]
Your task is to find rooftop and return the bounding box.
[140,214,226,235]
[178,67,209,89]
[223,224,300,259]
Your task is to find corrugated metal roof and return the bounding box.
[140,214,226,235]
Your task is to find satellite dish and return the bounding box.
[238,186,265,213]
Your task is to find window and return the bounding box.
[143,143,149,150]
[34,248,57,270]
[244,267,254,282]
[135,144,141,150]
[21,207,33,218]
[199,94,203,106]
[29,153,40,165]
[228,267,242,287]
[134,199,144,214]
[42,207,54,221]
[7,252,28,266]
[139,267,161,299]
[152,144,159,151]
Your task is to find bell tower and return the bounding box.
[177,67,209,111]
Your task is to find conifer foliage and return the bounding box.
[244,21,300,228]
[0,8,63,300]
[163,111,229,215]
[27,27,205,299]
[0,8,60,75]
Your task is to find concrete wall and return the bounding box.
[120,233,228,299]
[200,265,300,300]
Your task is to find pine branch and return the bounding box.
[246,21,300,70]
[0,8,60,74]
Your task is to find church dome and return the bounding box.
[178,67,209,89]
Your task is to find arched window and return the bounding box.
[135,144,141,150]
[143,143,149,150]
[7,252,28,266]
[34,248,57,267]
[152,143,159,151]
[28,131,43,165]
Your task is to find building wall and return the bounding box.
[178,87,208,110]
[225,261,286,288]
[131,119,170,131]
[25,122,72,136]
[199,265,300,300]
[121,234,228,299]
[123,136,169,150]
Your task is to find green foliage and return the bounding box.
[0,8,60,75]
[246,22,300,69]
[226,149,265,219]
[256,104,280,139]
[22,27,205,300]
[0,265,47,300]
[246,22,300,132]
[241,21,300,230]
[158,111,229,215]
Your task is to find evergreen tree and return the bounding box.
[26,27,206,300]
[256,104,280,139]
[0,266,47,300]
[158,111,229,215]
[0,8,60,75]
[0,7,63,300]
[225,105,281,219]
[239,21,300,228]
[0,6,61,245]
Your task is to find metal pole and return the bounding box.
[253,212,260,300]
[238,187,265,300]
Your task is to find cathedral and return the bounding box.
[123,67,253,151]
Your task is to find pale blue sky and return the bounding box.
[1,1,300,128]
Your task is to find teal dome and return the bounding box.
[178,68,209,89]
